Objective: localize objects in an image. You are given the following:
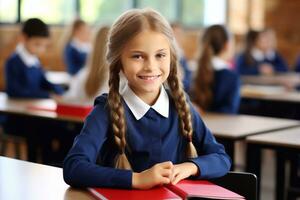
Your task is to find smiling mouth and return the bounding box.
[138,75,161,80]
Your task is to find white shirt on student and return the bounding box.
[16,43,40,67]
[121,84,169,120]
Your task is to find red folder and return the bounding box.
[89,180,244,200]
[56,103,93,117]
[166,180,245,200]
[88,187,181,200]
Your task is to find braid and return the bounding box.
[107,64,132,170]
[168,60,198,159]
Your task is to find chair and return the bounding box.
[211,171,257,200]
[0,127,24,159]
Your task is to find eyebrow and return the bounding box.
[129,48,168,53]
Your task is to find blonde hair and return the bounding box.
[85,26,110,97]
[106,8,198,170]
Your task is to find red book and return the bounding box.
[56,103,93,117]
[88,187,181,200]
[89,180,244,200]
[166,180,245,200]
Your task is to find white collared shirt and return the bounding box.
[211,56,229,71]
[70,39,91,53]
[251,48,264,62]
[121,84,169,120]
[16,43,40,67]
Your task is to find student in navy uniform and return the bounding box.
[63,9,231,189]
[64,19,91,76]
[236,29,288,75]
[191,25,240,114]
[5,18,64,98]
[4,18,65,163]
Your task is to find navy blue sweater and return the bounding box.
[236,51,288,75]
[210,69,240,114]
[63,94,231,188]
[5,53,64,98]
[64,42,88,75]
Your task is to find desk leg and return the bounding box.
[246,143,261,200]
[217,138,235,170]
[275,151,285,200]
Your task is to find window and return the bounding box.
[136,0,177,22]
[182,0,227,27]
[0,0,18,23]
[80,0,131,25]
[21,0,76,24]
[0,0,228,27]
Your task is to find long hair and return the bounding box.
[106,8,198,170]
[244,30,260,67]
[192,25,230,110]
[85,26,110,98]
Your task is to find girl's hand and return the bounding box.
[171,162,199,185]
[132,161,173,189]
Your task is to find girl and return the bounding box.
[64,19,92,75]
[236,29,288,75]
[56,26,110,105]
[63,9,230,189]
[192,25,240,114]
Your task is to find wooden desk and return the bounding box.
[202,113,300,168]
[241,84,300,103]
[241,73,300,88]
[0,92,85,123]
[202,113,299,139]
[0,156,95,200]
[246,127,300,200]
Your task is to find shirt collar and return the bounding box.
[16,43,40,67]
[70,39,91,53]
[251,48,264,61]
[211,56,229,71]
[121,84,169,120]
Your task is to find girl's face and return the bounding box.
[121,30,171,104]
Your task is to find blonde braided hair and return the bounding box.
[106,8,198,170]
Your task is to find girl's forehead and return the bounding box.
[124,30,171,49]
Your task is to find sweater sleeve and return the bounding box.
[188,104,231,179]
[63,99,132,188]
[40,69,64,95]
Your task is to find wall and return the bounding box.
[265,0,300,68]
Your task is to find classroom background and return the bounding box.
[0,0,300,200]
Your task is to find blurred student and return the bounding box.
[192,25,240,114]
[5,18,64,98]
[64,19,92,76]
[3,18,64,163]
[236,29,288,75]
[55,26,110,105]
[171,22,192,93]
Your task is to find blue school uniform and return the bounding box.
[5,44,64,98]
[63,85,231,188]
[180,56,192,93]
[294,55,300,72]
[236,49,288,75]
[209,57,240,114]
[64,40,90,75]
